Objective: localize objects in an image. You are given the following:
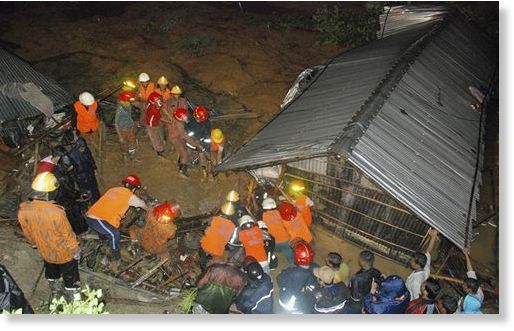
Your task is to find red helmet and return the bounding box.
[118,90,136,102]
[147,92,162,106]
[278,201,297,221]
[153,201,181,224]
[122,174,141,189]
[293,240,314,266]
[173,108,189,122]
[193,106,209,122]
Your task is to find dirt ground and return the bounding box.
[0,2,498,313]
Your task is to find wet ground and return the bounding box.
[0,2,498,313]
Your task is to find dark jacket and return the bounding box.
[68,141,100,203]
[340,298,363,314]
[352,267,383,300]
[195,263,246,314]
[277,264,319,313]
[235,273,274,314]
[313,282,350,314]
[364,275,410,314]
[0,263,33,314]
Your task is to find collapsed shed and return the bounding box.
[0,47,73,148]
[216,6,497,264]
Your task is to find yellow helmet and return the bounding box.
[211,128,225,144]
[220,202,236,216]
[157,76,169,85]
[225,190,240,202]
[31,172,59,192]
[171,85,182,95]
[288,179,305,196]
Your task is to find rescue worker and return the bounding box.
[145,92,165,157]
[36,145,66,174]
[86,174,148,272]
[261,197,290,263]
[68,137,100,203]
[136,72,155,124]
[224,190,246,264]
[129,201,180,261]
[288,179,314,227]
[73,91,101,153]
[186,106,212,181]
[199,202,237,270]
[155,76,171,103]
[193,262,246,314]
[161,108,203,178]
[0,263,34,313]
[210,128,225,166]
[312,266,350,314]
[17,172,81,301]
[277,240,319,314]
[167,85,188,115]
[225,190,246,225]
[235,257,274,314]
[256,220,278,270]
[363,275,410,314]
[238,215,269,273]
[115,90,139,161]
[279,201,313,264]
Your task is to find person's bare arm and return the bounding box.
[463,247,473,272]
[426,228,439,254]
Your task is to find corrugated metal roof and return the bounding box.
[217,6,496,248]
[378,5,448,38]
[0,47,73,124]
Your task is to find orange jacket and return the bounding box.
[129,212,176,257]
[138,82,155,102]
[200,216,235,257]
[17,200,79,264]
[262,209,290,244]
[154,88,171,102]
[74,101,99,133]
[282,213,312,243]
[239,226,268,262]
[295,194,313,227]
[87,187,133,228]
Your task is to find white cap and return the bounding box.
[262,197,277,210]
[79,92,95,106]
[138,72,150,82]
[238,215,254,227]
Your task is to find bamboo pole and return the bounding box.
[131,258,170,288]
[307,189,424,238]
[315,209,416,253]
[285,172,413,214]
[429,274,498,296]
[33,142,40,177]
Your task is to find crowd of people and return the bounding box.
[0,73,486,314]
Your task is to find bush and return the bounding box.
[313,2,383,47]
[178,288,198,313]
[175,34,218,57]
[49,286,108,314]
[245,12,314,31]
[140,16,181,33]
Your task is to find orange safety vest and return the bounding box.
[129,212,176,256]
[283,213,312,243]
[239,226,268,262]
[87,187,133,229]
[138,82,155,102]
[262,209,290,244]
[295,194,313,227]
[155,88,171,102]
[17,200,79,264]
[200,216,235,257]
[74,101,100,133]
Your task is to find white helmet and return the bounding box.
[262,197,277,210]
[257,220,268,230]
[138,72,150,83]
[79,92,95,106]
[238,215,255,229]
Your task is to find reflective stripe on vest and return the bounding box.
[74,101,99,133]
[87,187,133,229]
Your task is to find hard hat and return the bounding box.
[118,90,136,102]
[193,106,209,122]
[79,92,95,106]
[173,108,189,122]
[225,190,240,202]
[211,128,224,144]
[138,72,150,83]
[153,201,181,224]
[147,92,162,106]
[238,215,255,230]
[31,171,59,192]
[262,197,277,210]
[157,76,169,85]
[243,257,264,281]
[122,174,141,189]
[293,240,314,266]
[257,220,268,230]
[278,201,297,221]
[170,85,182,95]
[220,201,236,216]
[288,179,306,196]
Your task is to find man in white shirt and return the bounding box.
[405,228,439,301]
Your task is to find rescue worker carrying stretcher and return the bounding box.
[261,197,291,264]
[85,174,149,272]
[238,215,270,274]
[129,201,181,261]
